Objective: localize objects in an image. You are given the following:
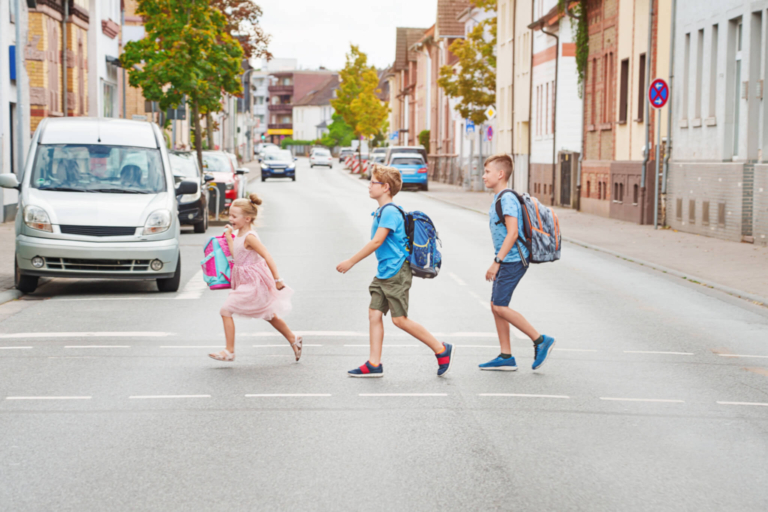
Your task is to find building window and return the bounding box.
[633,184,639,205]
[613,182,619,202]
[591,58,598,125]
[709,24,719,118]
[732,19,743,157]
[603,52,613,123]
[103,82,116,118]
[689,199,696,224]
[695,29,704,120]
[637,53,646,122]
[550,80,555,134]
[702,201,710,225]
[718,202,726,226]
[619,182,624,202]
[619,58,629,123]
[586,181,591,198]
[683,35,690,120]
[545,82,550,134]
[676,198,683,220]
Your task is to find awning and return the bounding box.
[105,55,122,68]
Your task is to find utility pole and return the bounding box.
[14,0,25,176]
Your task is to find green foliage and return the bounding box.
[558,0,588,97]
[418,130,430,154]
[331,45,389,144]
[319,113,355,148]
[437,0,497,125]
[280,138,315,149]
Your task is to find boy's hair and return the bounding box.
[372,165,403,197]
[484,154,514,181]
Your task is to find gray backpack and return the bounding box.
[494,189,561,265]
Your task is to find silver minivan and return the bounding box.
[0,118,198,294]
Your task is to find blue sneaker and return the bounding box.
[532,335,556,370]
[436,343,455,376]
[348,361,384,378]
[479,355,518,371]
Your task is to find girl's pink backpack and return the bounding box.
[201,236,232,289]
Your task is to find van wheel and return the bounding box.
[157,256,181,292]
[193,208,208,233]
[15,258,39,294]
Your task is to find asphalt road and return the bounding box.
[1,158,767,511]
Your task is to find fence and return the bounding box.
[427,154,463,186]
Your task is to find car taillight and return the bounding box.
[417,167,428,173]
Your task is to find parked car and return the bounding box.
[169,151,213,233]
[365,153,387,180]
[255,142,277,157]
[0,118,198,293]
[258,144,280,162]
[260,149,297,181]
[225,151,250,198]
[385,145,428,165]
[202,151,239,206]
[390,153,429,191]
[310,148,333,168]
[339,147,354,163]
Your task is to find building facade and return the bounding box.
[292,74,339,141]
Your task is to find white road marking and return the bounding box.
[175,270,207,300]
[252,344,322,347]
[244,331,363,337]
[479,393,570,399]
[0,332,174,339]
[129,395,210,399]
[448,272,466,286]
[717,354,768,359]
[359,393,448,397]
[161,346,227,349]
[716,401,768,407]
[0,346,32,350]
[64,345,131,349]
[344,344,418,347]
[599,397,684,403]
[557,348,598,352]
[5,396,92,400]
[624,350,694,355]
[245,394,332,397]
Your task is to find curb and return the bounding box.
[0,289,23,306]
[420,190,768,307]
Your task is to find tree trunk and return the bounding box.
[193,100,204,174]
[206,112,215,149]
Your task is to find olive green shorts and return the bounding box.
[369,261,412,318]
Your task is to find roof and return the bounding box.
[293,75,340,107]
[436,0,470,38]
[377,68,391,101]
[394,27,428,71]
[39,118,159,149]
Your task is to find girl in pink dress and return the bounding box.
[209,194,301,362]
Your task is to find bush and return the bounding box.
[280,138,315,149]
[418,130,430,154]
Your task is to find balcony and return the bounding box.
[268,124,293,130]
[268,84,294,94]
[268,103,293,114]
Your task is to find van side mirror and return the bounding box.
[235,168,250,175]
[0,174,21,190]
[176,179,198,196]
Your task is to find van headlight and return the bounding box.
[24,205,53,232]
[142,209,172,235]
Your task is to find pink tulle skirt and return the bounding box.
[220,259,293,320]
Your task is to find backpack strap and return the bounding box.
[494,189,515,226]
[376,203,412,252]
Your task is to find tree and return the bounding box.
[211,0,271,61]
[557,0,587,96]
[331,45,389,166]
[437,0,496,125]
[319,113,355,148]
[121,0,244,171]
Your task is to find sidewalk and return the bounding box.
[422,181,768,304]
[0,222,21,303]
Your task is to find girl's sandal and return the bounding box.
[290,336,303,362]
[209,349,235,362]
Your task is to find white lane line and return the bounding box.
[0,346,33,350]
[359,393,448,397]
[599,397,684,403]
[344,344,418,347]
[716,401,768,407]
[5,396,92,400]
[448,272,466,286]
[0,332,174,339]
[244,331,365,337]
[717,354,768,359]
[65,345,131,349]
[129,395,210,399]
[624,350,694,355]
[479,393,570,399]
[253,344,323,347]
[161,346,227,349]
[245,394,332,397]
[175,270,207,300]
[557,348,598,352]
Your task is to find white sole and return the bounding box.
[479,366,518,371]
[532,339,556,370]
[348,373,383,378]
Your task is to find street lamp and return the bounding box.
[241,68,255,161]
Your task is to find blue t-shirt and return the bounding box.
[489,191,529,263]
[371,204,409,279]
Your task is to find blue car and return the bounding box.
[390,153,429,191]
[261,149,297,182]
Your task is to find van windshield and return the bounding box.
[31,144,166,194]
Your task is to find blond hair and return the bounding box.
[484,154,514,181]
[230,193,263,224]
[371,164,403,197]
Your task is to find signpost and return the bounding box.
[649,79,669,230]
[465,120,475,134]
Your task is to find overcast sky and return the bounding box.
[256,0,437,70]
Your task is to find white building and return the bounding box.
[251,70,269,144]
[292,75,338,141]
[89,0,121,118]
[529,0,583,207]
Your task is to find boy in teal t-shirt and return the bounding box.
[336,165,455,378]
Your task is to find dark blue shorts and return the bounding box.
[491,261,527,307]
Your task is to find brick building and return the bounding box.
[391,26,427,146]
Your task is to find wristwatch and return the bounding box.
[494,257,502,264]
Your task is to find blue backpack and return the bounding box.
[378,204,442,279]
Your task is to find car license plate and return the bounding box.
[273,168,284,173]
[401,170,416,175]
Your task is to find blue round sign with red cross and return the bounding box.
[648,79,669,109]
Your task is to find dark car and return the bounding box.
[170,151,214,233]
[261,149,297,181]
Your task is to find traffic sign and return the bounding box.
[486,126,494,141]
[466,120,475,134]
[390,131,399,140]
[648,79,669,109]
[485,106,496,120]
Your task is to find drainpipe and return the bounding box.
[527,0,534,194]
[62,0,68,117]
[661,0,676,223]
[540,23,559,207]
[640,0,654,225]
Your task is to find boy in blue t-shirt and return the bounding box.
[336,165,455,377]
[480,155,555,371]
